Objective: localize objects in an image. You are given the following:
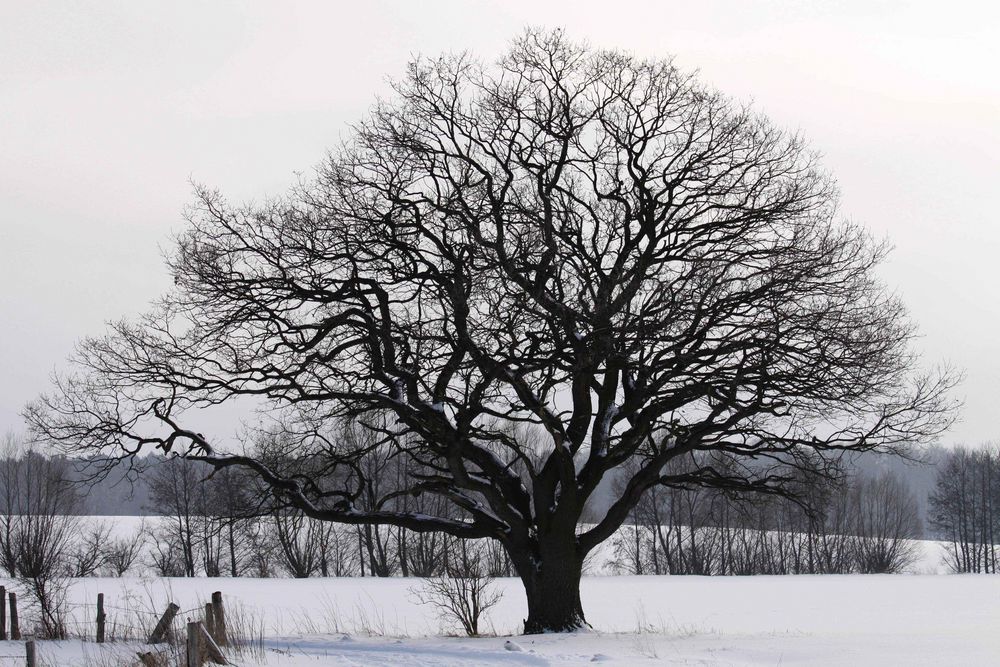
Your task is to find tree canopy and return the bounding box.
[27,30,956,632]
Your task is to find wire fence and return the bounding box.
[0,591,247,667]
[0,592,220,650]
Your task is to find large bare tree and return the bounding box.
[27,31,955,632]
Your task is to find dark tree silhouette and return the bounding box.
[27,31,955,632]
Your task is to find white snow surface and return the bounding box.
[0,573,996,665]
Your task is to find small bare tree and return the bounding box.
[104,522,146,576]
[66,521,112,577]
[271,510,325,578]
[411,542,503,637]
[146,456,204,576]
[146,522,186,577]
[850,471,921,573]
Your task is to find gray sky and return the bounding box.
[1,0,997,445]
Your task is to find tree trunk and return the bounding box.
[228,522,238,577]
[513,534,588,634]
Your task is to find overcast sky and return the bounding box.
[2,0,997,447]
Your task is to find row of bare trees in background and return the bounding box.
[606,445,1000,577]
[929,444,1000,573]
[609,455,923,576]
[2,429,998,602]
[144,445,517,580]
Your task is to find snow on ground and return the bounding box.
[0,573,996,665]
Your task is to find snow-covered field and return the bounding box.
[0,573,996,666]
[0,518,987,665]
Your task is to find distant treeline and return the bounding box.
[19,449,941,522]
[1,435,997,578]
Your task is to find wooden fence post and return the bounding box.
[210,592,227,647]
[204,603,215,642]
[0,585,6,641]
[195,622,228,665]
[8,591,19,640]
[96,593,106,643]
[186,621,200,667]
[147,602,180,644]
[25,639,36,667]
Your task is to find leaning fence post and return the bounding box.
[8,591,19,640]
[148,602,180,644]
[95,592,106,643]
[0,585,6,641]
[25,639,36,667]
[210,592,227,647]
[186,621,200,667]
